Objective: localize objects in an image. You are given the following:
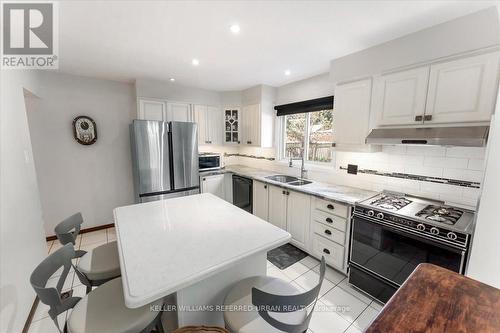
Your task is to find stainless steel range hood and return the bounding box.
[365,126,489,147]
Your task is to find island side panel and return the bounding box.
[175,251,267,327]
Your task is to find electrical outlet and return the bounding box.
[347,164,358,175]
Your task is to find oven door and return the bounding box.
[350,215,466,286]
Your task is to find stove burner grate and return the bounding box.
[416,205,463,225]
[370,195,412,211]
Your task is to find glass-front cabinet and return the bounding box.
[224,108,240,144]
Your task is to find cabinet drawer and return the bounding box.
[312,234,344,270]
[314,198,348,218]
[312,222,345,246]
[313,211,346,232]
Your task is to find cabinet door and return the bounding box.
[373,67,429,126]
[206,106,222,145]
[268,185,287,230]
[333,79,372,148]
[425,52,500,124]
[138,99,167,121]
[193,105,208,145]
[223,108,240,144]
[166,102,192,122]
[242,104,261,146]
[286,190,310,249]
[200,174,225,199]
[252,181,269,221]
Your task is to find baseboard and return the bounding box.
[46,223,115,242]
[22,296,39,333]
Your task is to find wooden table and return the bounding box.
[366,263,500,333]
[113,193,290,327]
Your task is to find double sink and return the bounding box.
[265,175,312,186]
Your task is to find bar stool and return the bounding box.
[30,243,164,333]
[223,257,326,333]
[54,212,121,293]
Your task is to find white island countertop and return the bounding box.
[114,193,291,308]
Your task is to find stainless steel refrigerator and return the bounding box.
[130,120,199,203]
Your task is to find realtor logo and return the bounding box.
[2,1,58,68]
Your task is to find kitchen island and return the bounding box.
[113,193,291,328]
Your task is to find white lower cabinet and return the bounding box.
[267,185,287,231]
[266,185,310,251]
[250,182,351,273]
[224,173,233,204]
[252,180,269,221]
[311,234,345,269]
[310,197,351,273]
[286,190,310,249]
[200,174,225,199]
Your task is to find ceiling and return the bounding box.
[58,1,498,91]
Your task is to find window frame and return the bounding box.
[277,110,335,167]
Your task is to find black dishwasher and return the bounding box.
[232,175,253,213]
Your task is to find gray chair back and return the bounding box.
[54,212,83,245]
[251,256,326,333]
[30,243,82,333]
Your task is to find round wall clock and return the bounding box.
[73,116,97,145]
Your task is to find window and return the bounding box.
[283,109,334,163]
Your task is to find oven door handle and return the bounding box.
[352,215,466,254]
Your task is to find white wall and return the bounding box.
[220,91,242,106]
[0,71,47,333]
[136,78,221,106]
[467,90,500,287]
[276,73,333,105]
[26,72,136,235]
[331,6,500,83]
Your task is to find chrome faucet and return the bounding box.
[288,148,308,179]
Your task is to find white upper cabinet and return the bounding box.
[372,51,500,127]
[166,102,192,122]
[138,98,167,121]
[193,104,208,144]
[333,78,373,150]
[193,105,222,145]
[241,104,261,146]
[373,67,429,126]
[223,108,241,145]
[240,103,274,148]
[425,52,500,124]
[206,106,223,146]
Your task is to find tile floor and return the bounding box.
[31,229,382,333]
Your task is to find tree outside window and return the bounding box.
[283,109,333,163]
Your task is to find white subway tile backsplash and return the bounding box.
[446,147,486,159]
[420,182,464,197]
[225,143,484,207]
[406,146,446,157]
[443,169,483,182]
[382,145,407,154]
[423,156,468,169]
[468,159,485,171]
[405,165,443,178]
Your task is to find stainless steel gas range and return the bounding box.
[348,191,475,303]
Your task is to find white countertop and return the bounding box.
[113,193,291,308]
[206,165,376,205]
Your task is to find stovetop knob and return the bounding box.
[430,227,440,235]
[447,232,457,240]
[417,224,425,231]
[367,210,375,217]
[376,212,384,219]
